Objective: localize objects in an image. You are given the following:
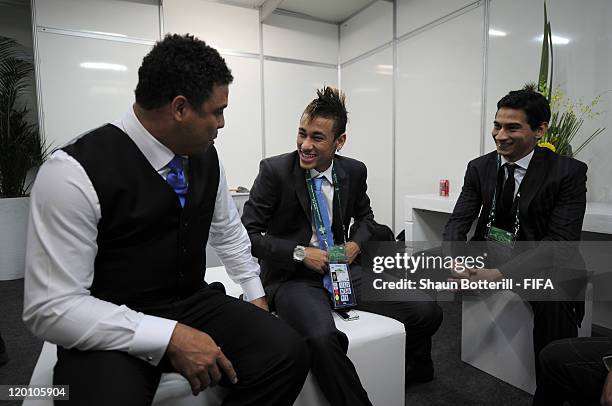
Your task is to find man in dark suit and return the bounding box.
[443,88,588,395]
[242,87,442,405]
[0,331,7,367]
[535,337,612,405]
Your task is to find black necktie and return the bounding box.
[501,163,516,213]
[495,163,516,231]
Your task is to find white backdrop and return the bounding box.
[32,0,340,190]
[341,47,394,228]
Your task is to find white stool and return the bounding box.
[461,284,593,394]
[26,266,405,406]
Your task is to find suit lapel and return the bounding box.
[293,156,312,223]
[333,158,349,242]
[518,147,548,213]
[483,153,499,203]
[334,157,350,224]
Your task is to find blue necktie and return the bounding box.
[166,156,187,208]
[313,177,334,295]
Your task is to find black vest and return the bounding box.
[62,124,220,313]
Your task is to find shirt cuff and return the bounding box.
[240,277,265,302]
[128,315,177,366]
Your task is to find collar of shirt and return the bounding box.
[309,161,334,184]
[111,106,176,172]
[501,149,534,172]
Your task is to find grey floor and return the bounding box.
[0,279,44,406]
[0,279,532,406]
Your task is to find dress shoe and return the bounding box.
[405,360,434,385]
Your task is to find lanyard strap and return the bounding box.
[305,166,347,248]
[487,155,521,238]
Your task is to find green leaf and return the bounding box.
[547,20,554,102]
[538,2,550,93]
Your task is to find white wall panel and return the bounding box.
[396,0,475,38]
[555,0,612,204]
[487,0,612,203]
[339,1,393,64]
[34,0,160,40]
[164,0,260,54]
[395,7,483,231]
[484,0,543,154]
[214,56,262,189]
[263,61,337,158]
[263,14,337,64]
[37,32,150,148]
[341,48,393,228]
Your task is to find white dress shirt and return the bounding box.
[23,106,264,366]
[501,149,534,198]
[308,163,334,248]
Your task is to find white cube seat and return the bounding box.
[461,284,593,394]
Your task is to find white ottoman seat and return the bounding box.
[461,283,593,395]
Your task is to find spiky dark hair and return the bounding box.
[497,88,550,130]
[135,33,233,110]
[302,86,348,139]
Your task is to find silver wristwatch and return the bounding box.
[293,245,306,262]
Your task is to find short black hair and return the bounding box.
[496,88,551,130]
[303,86,348,139]
[135,34,233,110]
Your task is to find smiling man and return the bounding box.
[242,87,442,405]
[443,88,588,400]
[23,34,309,406]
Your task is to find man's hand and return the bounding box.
[303,247,328,274]
[448,267,502,291]
[601,370,612,406]
[469,268,503,282]
[344,241,361,265]
[449,266,502,282]
[166,323,238,395]
[449,263,476,280]
[249,296,269,312]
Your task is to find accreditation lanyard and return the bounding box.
[485,155,522,246]
[305,168,356,309]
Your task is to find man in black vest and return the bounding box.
[23,34,309,406]
[242,87,443,405]
[443,88,588,397]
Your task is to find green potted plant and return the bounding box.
[531,1,606,156]
[0,35,48,280]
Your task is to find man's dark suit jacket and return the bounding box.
[443,146,588,283]
[242,151,375,301]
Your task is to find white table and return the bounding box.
[404,194,612,247]
[404,194,459,251]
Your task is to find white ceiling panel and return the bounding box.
[174,0,387,24]
[279,0,378,23]
[203,0,266,9]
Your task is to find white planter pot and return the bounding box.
[0,197,30,280]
